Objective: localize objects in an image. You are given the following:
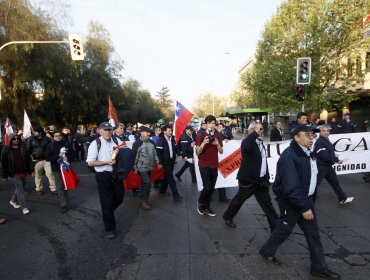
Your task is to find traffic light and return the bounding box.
[296,85,304,101]
[68,34,84,61]
[296,57,311,84]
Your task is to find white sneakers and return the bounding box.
[10,201,30,214]
[9,200,20,208]
[339,197,354,204]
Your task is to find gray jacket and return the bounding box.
[132,138,159,172]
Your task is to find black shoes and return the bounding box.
[203,208,216,217]
[311,269,341,279]
[259,250,281,266]
[197,203,204,215]
[222,215,236,228]
[51,190,58,195]
[175,174,182,181]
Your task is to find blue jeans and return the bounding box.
[9,175,27,209]
[139,171,151,200]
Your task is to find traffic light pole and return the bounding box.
[301,85,305,112]
[0,40,68,52]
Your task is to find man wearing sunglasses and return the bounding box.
[223,121,278,230]
[259,124,340,279]
[1,133,33,215]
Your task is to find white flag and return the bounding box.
[23,110,32,139]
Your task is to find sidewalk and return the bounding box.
[107,166,370,280]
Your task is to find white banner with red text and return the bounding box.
[193,132,370,191]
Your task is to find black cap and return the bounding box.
[33,125,44,133]
[98,122,113,130]
[291,124,319,136]
[185,125,193,130]
[139,126,151,133]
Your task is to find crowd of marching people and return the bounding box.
[1,111,369,279]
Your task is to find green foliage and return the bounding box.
[192,92,223,117]
[241,0,369,113]
[0,0,163,128]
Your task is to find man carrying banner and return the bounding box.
[222,121,278,229]
[196,115,223,217]
[313,125,354,204]
[259,124,340,279]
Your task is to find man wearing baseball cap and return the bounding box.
[86,122,123,239]
[259,124,340,279]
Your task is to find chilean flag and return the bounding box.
[4,118,14,145]
[173,101,194,142]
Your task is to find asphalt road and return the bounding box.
[1,160,370,280]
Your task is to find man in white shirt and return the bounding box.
[86,122,123,239]
[259,124,340,279]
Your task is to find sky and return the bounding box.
[35,0,283,109]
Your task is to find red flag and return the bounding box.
[124,164,165,190]
[4,118,14,145]
[173,101,194,142]
[108,96,120,125]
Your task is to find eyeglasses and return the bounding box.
[12,137,20,140]
[103,129,112,131]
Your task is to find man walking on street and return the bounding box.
[175,126,196,183]
[86,122,124,239]
[1,133,33,215]
[156,125,182,202]
[196,115,223,217]
[45,130,75,214]
[222,121,278,230]
[27,125,57,195]
[259,124,340,279]
[313,125,354,204]
[270,121,284,142]
[337,113,356,133]
[132,126,162,210]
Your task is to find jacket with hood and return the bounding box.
[1,133,32,178]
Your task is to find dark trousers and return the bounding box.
[198,167,218,209]
[54,172,69,209]
[160,163,180,197]
[315,165,347,202]
[176,160,196,181]
[217,188,228,200]
[95,171,125,232]
[223,182,278,232]
[75,145,85,161]
[261,198,327,272]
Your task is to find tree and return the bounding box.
[156,86,174,122]
[241,0,369,113]
[119,79,162,124]
[192,92,223,117]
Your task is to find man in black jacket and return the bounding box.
[45,130,75,214]
[156,125,182,202]
[175,126,196,183]
[259,124,340,279]
[270,121,283,142]
[222,122,278,230]
[27,126,57,195]
[313,125,353,204]
[337,113,356,133]
[1,133,33,215]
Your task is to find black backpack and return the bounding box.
[87,137,119,173]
